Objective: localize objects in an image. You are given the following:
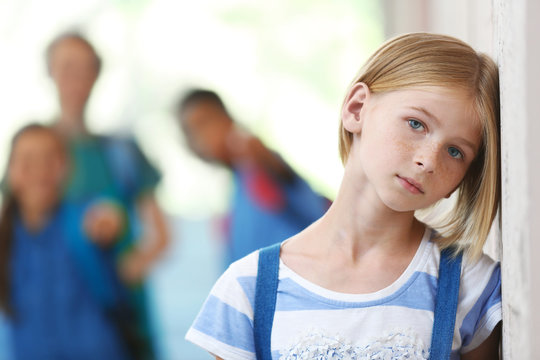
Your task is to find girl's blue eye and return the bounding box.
[408,119,423,130]
[448,147,463,159]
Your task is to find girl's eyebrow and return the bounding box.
[410,106,440,125]
[455,137,478,155]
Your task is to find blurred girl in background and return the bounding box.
[0,124,131,359]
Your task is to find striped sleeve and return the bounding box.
[186,252,259,360]
[458,255,502,353]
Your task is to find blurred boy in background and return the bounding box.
[176,89,329,265]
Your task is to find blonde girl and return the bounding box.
[186,33,502,360]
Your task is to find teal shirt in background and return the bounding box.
[64,135,160,204]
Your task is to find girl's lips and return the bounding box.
[397,175,424,194]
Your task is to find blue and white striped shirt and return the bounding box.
[186,228,501,360]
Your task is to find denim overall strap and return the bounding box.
[429,247,463,360]
[254,242,282,360]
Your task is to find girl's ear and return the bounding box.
[341,82,370,134]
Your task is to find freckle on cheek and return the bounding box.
[393,139,414,153]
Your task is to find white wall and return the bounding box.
[382,0,492,52]
[495,0,540,357]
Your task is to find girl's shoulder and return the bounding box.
[185,249,264,360]
[217,248,261,286]
[425,234,500,283]
[460,249,500,275]
[203,248,262,311]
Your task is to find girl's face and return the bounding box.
[8,130,67,213]
[344,85,482,212]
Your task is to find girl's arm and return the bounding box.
[461,322,501,360]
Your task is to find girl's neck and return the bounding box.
[318,164,424,263]
[18,199,61,233]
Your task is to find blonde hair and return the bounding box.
[339,33,500,259]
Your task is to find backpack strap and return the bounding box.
[254,242,281,360]
[429,247,463,360]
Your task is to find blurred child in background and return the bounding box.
[46,32,169,359]
[176,89,329,265]
[0,124,131,359]
[46,31,168,286]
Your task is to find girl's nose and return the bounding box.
[415,160,434,173]
[414,143,440,173]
